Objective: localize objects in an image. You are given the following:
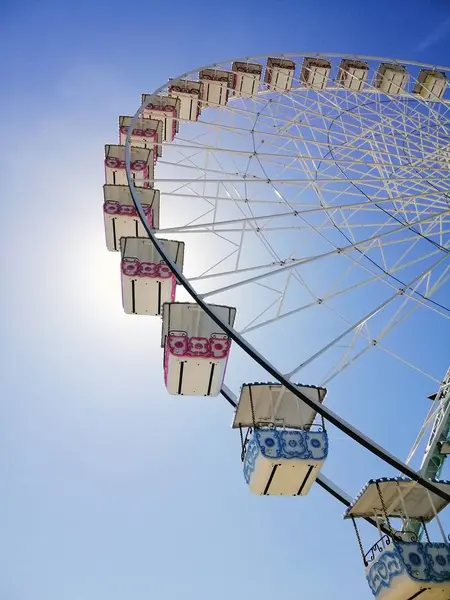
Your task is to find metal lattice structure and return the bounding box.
[101,53,450,599]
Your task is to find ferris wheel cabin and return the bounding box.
[345,478,450,600]
[375,63,409,95]
[264,57,295,92]
[161,302,236,396]
[199,69,233,107]
[119,115,163,160]
[168,79,202,121]
[231,61,262,98]
[233,383,328,496]
[141,94,181,142]
[103,185,160,252]
[120,237,184,316]
[413,69,448,100]
[104,144,153,188]
[337,59,369,91]
[300,57,331,90]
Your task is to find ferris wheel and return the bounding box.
[102,53,450,599]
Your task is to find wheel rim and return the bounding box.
[123,54,450,506]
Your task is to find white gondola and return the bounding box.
[264,57,295,92]
[414,69,447,100]
[119,116,163,159]
[345,477,450,600]
[161,302,236,396]
[104,144,153,188]
[301,57,331,90]
[120,237,184,316]
[168,79,202,121]
[440,441,450,454]
[103,185,160,252]
[233,383,328,496]
[375,63,408,95]
[231,61,262,98]
[199,69,233,107]
[337,59,369,91]
[141,95,181,142]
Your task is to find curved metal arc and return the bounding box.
[124,58,450,507]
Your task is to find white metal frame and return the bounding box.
[123,53,450,527]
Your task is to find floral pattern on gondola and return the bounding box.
[120,125,157,138]
[166,332,232,359]
[103,201,120,215]
[144,103,178,140]
[366,541,450,596]
[119,126,158,159]
[121,258,140,277]
[210,335,231,359]
[103,202,153,226]
[104,156,149,187]
[121,260,176,282]
[396,542,429,581]
[246,428,328,461]
[425,543,450,581]
[118,205,138,216]
[243,438,259,484]
[141,204,153,227]
[188,337,210,356]
[105,157,148,171]
[366,549,404,596]
[103,200,153,227]
[138,262,158,277]
[168,333,189,356]
[169,82,201,96]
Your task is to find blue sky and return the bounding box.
[2,1,450,599]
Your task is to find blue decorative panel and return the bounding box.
[397,542,429,580]
[243,438,259,484]
[366,542,450,597]
[424,543,450,582]
[243,428,328,484]
[366,548,404,596]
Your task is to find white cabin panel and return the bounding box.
[122,270,175,316]
[119,116,163,158]
[161,302,236,397]
[301,57,331,90]
[264,57,295,92]
[199,69,232,107]
[164,350,227,396]
[375,63,408,95]
[232,62,262,98]
[103,185,160,252]
[243,428,328,495]
[169,80,202,121]
[104,212,150,252]
[104,144,153,188]
[414,69,447,100]
[141,95,181,142]
[120,238,185,315]
[337,59,369,91]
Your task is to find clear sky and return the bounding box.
[2,1,450,599]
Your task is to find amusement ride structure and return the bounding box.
[101,53,450,599]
